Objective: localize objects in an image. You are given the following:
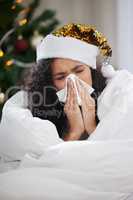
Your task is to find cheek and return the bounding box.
[53,79,66,91]
[77,69,92,85]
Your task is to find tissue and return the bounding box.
[56,74,94,105]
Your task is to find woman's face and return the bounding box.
[51,58,92,91]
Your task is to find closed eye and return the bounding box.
[56,76,66,80]
[75,70,84,73]
[56,70,84,80]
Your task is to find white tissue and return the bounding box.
[56,74,94,105]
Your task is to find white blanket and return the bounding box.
[0,90,62,161]
[0,140,133,199]
[0,69,133,200]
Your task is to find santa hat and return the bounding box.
[36,23,116,80]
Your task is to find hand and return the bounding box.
[63,79,85,140]
[76,79,96,135]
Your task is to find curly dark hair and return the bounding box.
[23,58,107,139]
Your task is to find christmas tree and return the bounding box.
[0,0,59,119]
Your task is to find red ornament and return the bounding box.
[15,38,29,53]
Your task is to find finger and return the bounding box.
[70,81,78,105]
[88,97,95,110]
[64,80,73,115]
[68,80,78,107]
[69,81,80,114]
[66,79,74,110]
[66,79,71,105]
[76,79,94,110]
[70,80,77,108]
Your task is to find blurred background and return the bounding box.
[0,0,133,118]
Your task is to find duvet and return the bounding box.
[0,69,133,200]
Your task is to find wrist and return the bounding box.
[63,131,82,141]
[79,131,90,140]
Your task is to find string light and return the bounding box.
[5,59,14,67]
[0,92,5,104]
[18,18,27,26]
[11,5,16,10]
[5,59,34,69]
[11,0,23,10]
[4,59,14,70]
[0,50,4,58]
[15,0,23,3]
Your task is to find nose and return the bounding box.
[67,73,76,79]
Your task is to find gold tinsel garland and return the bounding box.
[53,23,112,57]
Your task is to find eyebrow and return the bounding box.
[53,64,84,77]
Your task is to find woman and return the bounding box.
[24,23,112,141]
[2,22,133,167]
[0,23,116,161]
